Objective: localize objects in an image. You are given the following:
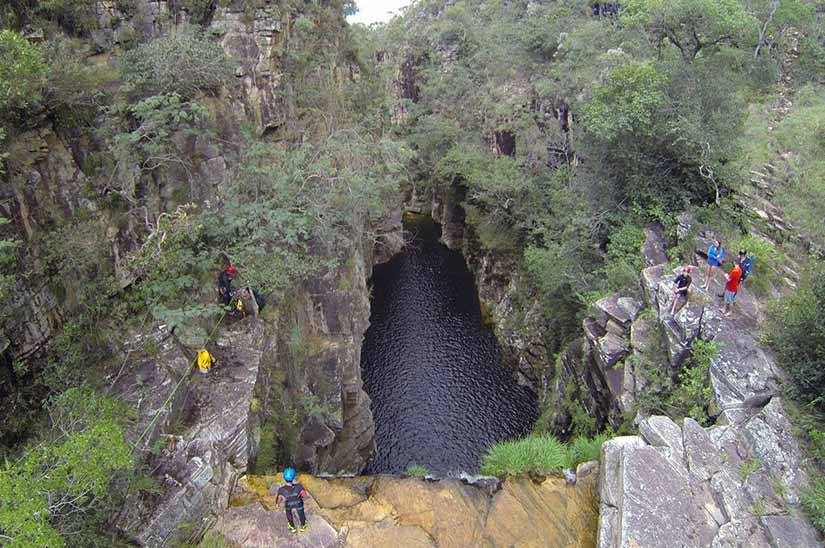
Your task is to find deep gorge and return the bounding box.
[361,213,537,475]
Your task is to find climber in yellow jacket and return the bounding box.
[197,348,215,375]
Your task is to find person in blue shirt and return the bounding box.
[703,239,725,290]
[275,468,308,533]
[735,249,755,301]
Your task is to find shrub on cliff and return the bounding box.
[120,25,232,99]
[767,265,825,413]
[0,29,48,120]
[802,477,825,534]
[36,0,98,34]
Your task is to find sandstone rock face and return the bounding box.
[213,502,342,548]
[598,409,822,548]
[222,470,600,548]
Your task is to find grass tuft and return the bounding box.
[480,434,610,477]
[802,477,825,533]
[404,464,431,477]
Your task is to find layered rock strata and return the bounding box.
[598,406,821,547]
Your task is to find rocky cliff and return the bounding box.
[1,2,405,544]
[111,224,403,545]
[570,222,823,546]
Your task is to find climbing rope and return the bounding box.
[131,308,229,452]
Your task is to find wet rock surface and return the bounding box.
[213,470,599,547]
[361,216,537,474]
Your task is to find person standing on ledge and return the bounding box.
[703,239,724,290]
[737,248,754,296]
[670,265,693,315]
[275,468,308,533]
[723,258,743,316]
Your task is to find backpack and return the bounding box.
[741,256,754,280]
[253,289,266,311]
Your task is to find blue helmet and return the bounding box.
[283,467,296,482]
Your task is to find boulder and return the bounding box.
[642,222,669,266]
[594,295,640,328]
[595,332,630,369]
[742,399,809,505]
[761,515,823,548]
[708,327,779,417]
[598,407,823,548]
[683,418,722,481]
[598,442,717,548]
[639,416,685,463]
[617,297,644,322]
[711,519,771,548]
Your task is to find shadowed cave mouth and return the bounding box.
[360,213,537,476]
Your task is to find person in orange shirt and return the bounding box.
[723,259,743,316]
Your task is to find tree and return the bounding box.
[0,388,132,548]
[747,0,813,59]
[621,0,758,62]
[0,30,48,118]
[120,26,232,99]
[582,60,668,141]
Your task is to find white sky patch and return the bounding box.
[347,0,413,25]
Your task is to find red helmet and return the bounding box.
[226,266,237,275]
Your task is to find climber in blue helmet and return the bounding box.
[275,467,308,533]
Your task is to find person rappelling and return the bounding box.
[218,265,237,306]
[274,468,309,533]
[197,347,215,375]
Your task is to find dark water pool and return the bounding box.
[361,214,537,475]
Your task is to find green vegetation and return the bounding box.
[120,26,232,99]
[767,268,825,413]
[767,266,825,533]
[802,477,825,533]
[480,433,608,477]
[404,464,431,477]
[0,388,132,547]
[637,338,720,426]
[738,458,762,480]
[0,30,47,119]
[198,532,233,548]
[359,0,822,368]
[0,0,823,541]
